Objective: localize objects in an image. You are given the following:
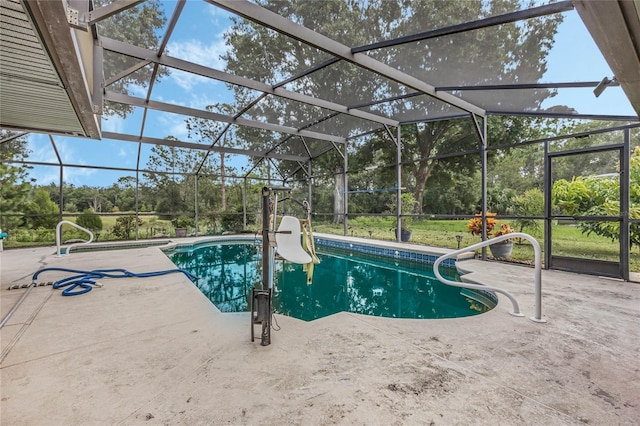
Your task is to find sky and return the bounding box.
[22,1,637,188]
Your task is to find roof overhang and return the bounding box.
[0,0,100,138]
[575,0,640,117]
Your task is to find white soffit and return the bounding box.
[575,0,640,118]
[0,0,100,138]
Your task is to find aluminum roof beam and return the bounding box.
[436,81,622,91]
[85,0,146,25]
[105,91,347,144]
[208,0,485,117]
[352,1,574,53]
[136,0,186,173]
[102,131,308,162]
[99,37,398,128]
[486,111,640,122]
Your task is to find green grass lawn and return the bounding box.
[4,214,638,272]
[312,217,639,272]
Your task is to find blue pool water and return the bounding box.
[167,241,495,321]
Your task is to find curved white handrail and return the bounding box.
[56,220,94,256]
[433,232,545,323]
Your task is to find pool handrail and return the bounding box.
[433,232,545,323]
[56,220,94,256]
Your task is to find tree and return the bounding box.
[220,0,563,215]
[552,146,640,248]
[23,188,59,229]
[510,188,544,234]
[185,104,238,212]
[144,138,208,218]
[95,0,168,117]
[0,131,33,230]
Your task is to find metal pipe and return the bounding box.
[0,283,35,329]
[343,142,348,236]
[307,161,313,212]
[243,177,247,230]
[544,141,551,270]
[396,125,402,242]
[261,188,271,290]
[195,174,199,235]
[481,116,488,259]
[621,129,630,280]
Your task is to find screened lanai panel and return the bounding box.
[199,4,335,85]
[212,124,312,171]
[101,105,145,135]
[241,95,337,130]
[102,51,154,95]
[306,113,384,139]
[225,124,283,154]
[295,136,344,159]
[146,65,265,115]
[633,128,640,150]
[370,14,567,89]
[281,59,408,110]
[96,2,171,46]
[453,87,637,117]
[258,0,551,47]
[214,153,250,178]
[401,116,483,157]
[548,129,628,154]
[157,0,235,72]
[137,143,157,173]
[138,109,215,144]
[363,93,468,124]
[260,135,312,159]
[487,145,545,195]
[23,133,57,166]
[22,165,60,187]
[52,136,138,170]
[449,88,556,115]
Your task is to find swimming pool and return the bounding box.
[166,239,496,321]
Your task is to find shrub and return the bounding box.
[171,216,194,228]
[220,210,243,232]
[493,223,516,241]
[76,209,103,232]
[511,188,543,234]
[112,216,143,240]
[467,212,497,236]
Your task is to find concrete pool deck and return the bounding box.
[1,237,638,425]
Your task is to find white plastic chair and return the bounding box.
[275,216,312,264]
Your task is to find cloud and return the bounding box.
[156,113,190,140]
[28,134,57,164]
[166,69,210,91]
[129,83,148,98]
[166,39,228,90]
[26,135,97,185]
[206,3,233,23]
[102,115,125,133]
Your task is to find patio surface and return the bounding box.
[1,236,639,425]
